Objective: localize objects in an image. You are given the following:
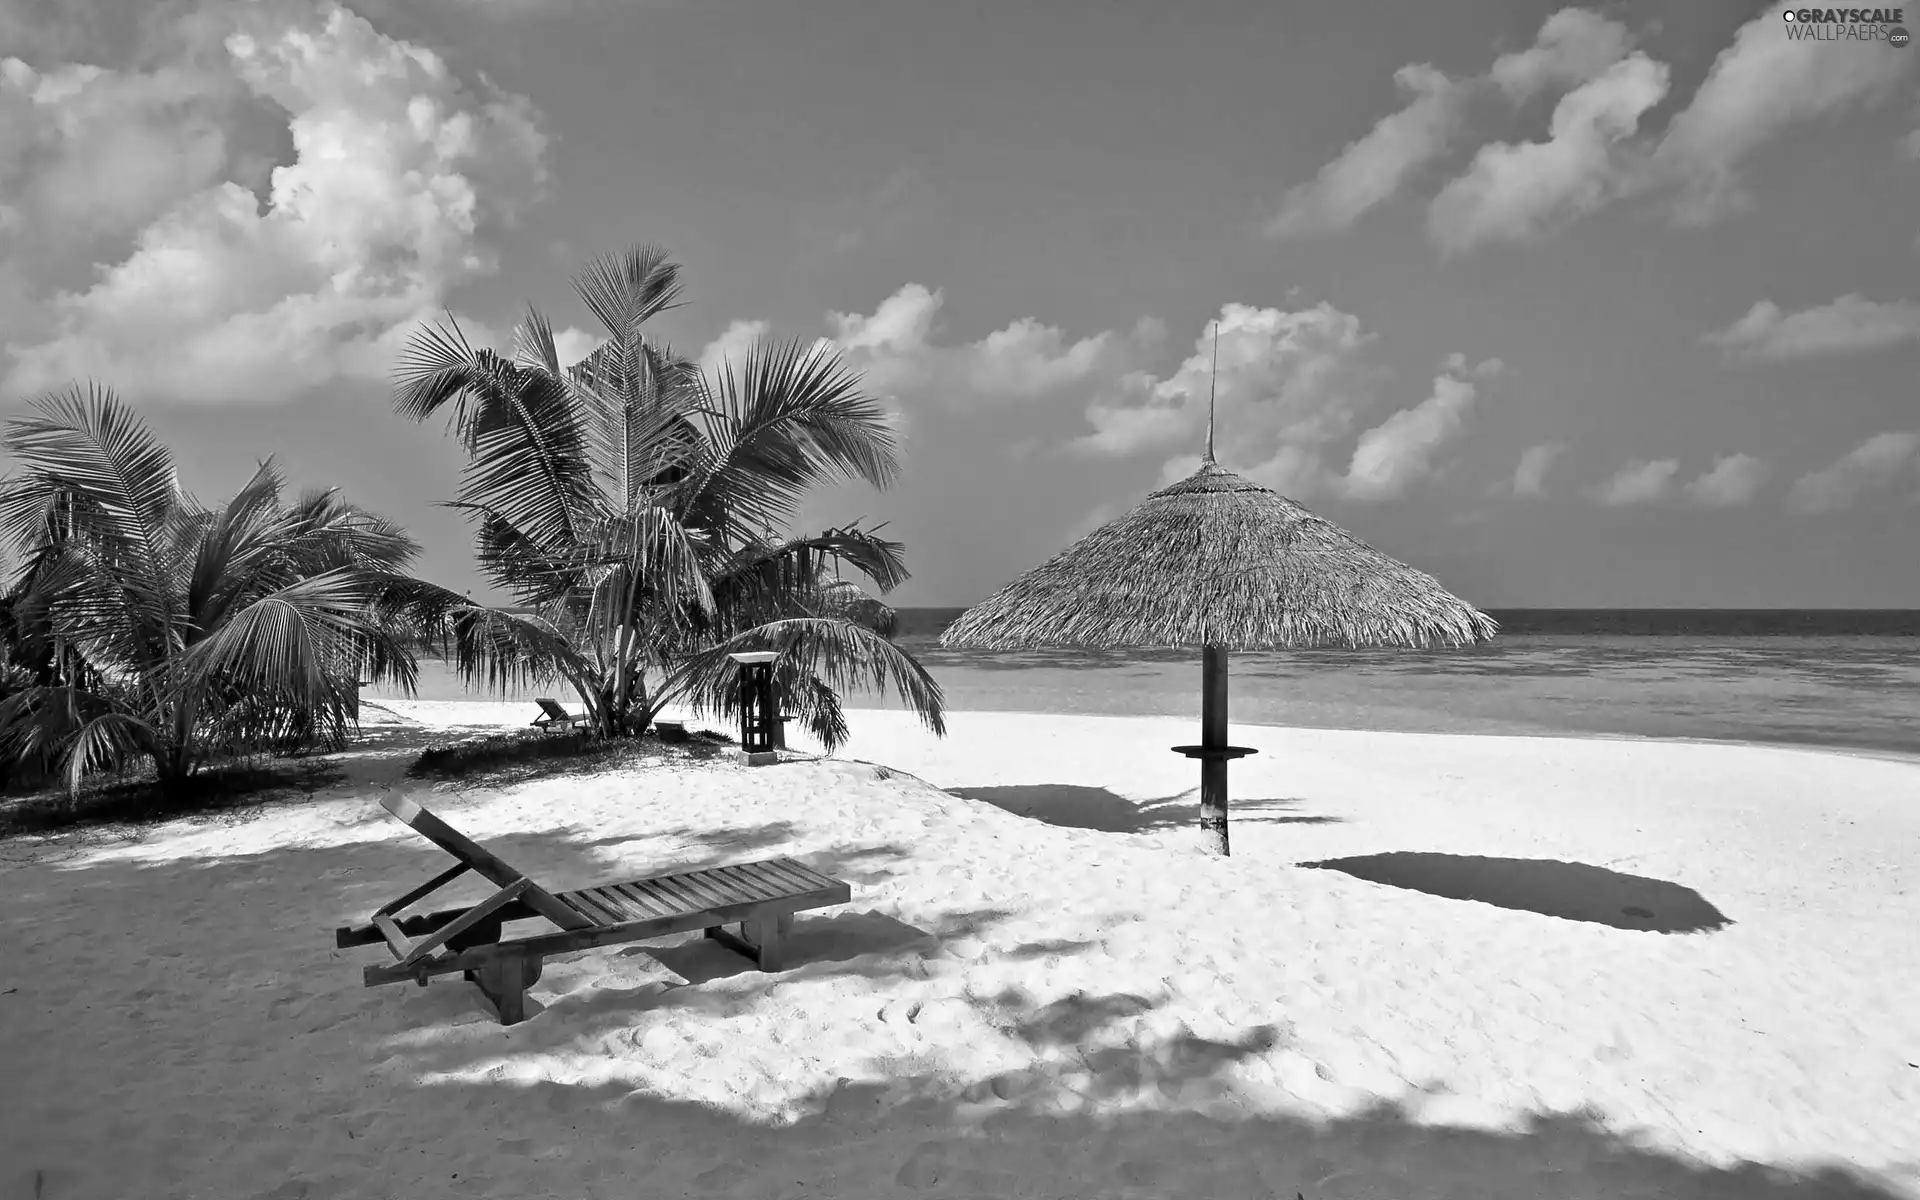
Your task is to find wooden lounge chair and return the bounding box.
[530,697,590,731]
[334,793,851,1024]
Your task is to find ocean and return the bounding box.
[374,609,1920,760]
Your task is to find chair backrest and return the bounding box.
[536,697,572,719]
[378,794,594,930]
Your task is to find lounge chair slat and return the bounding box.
[670,873,743,912]
[673,870,743,909]
[564,889,625,926]
[649,874,714,913]
[578,886,648,923]
[707,864,782,902]
[607,882,678,919]
[782,859,841,890]
[756,859,823,894]
[635,874,696,911]
[732,861,807,901]
[751,859,815,892]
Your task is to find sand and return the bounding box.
[3,702,1918,1199]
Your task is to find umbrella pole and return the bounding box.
[1200,644,1230,856]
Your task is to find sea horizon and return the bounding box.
[372,607,1920,761]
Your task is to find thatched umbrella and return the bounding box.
[940,377,1496,855]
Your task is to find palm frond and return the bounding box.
[692,339,898,534]
[572,245,685,343]
[173,570,383,727]
[59,710,160,794]
[1,383,186,639]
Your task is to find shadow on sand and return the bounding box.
[1303,852,1733,933]
[9,803,1896,1198]
[947,784,1341,834]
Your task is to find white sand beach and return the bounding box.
[4,705,1919,1200]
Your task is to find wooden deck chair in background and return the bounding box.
[530,698,590,731]
[334,794,851,1024]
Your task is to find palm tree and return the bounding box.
[392,244,944,750]
[0,384,440,795]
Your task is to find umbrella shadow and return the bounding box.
[946,785,1342,834]
[1303,852,1733,933]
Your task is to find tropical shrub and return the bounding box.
[0,385,444,794]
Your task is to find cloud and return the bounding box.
[551,325,607,370]
[817,284,1144,409]
[1785,431,1920,514]
[2,0,549,404]
[1265,64,1465,239]
[1343,369,1479,500]
[1705,294,1920,361]
[1427,53,1669,253]
[1511,442,1566,496]
[1650,2,1915,224]
[696,318,769,379]
[1489,8,1635,101]
[1683,453,1769,507]
[0,56,244,248]
[1443,351,1506,377]
[1078,303,1381,497]
[1592,457,1680,505]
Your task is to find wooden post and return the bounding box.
[1199,644,1230,856]
[728,651,782,766]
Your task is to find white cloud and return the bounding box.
[1443,351,1506,377]
[1265,64,1465,239]
[1705,295,1920,361]
[1511,441,1565,496]
[1592,457,1680,505]
[1684,453,1769,507]
[1427,53,1669,254]
[0,56,240,247]
[1650,2,1915,224]
[551,325,607,371]
[1343,370,1478,500]
[2,0,549,404]
[696,318,769,380]
[1489,8,1635,101]
[1078,302,1381,497]
[815,284,1144,410]
[1785,431,1920,513]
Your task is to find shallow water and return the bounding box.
[885,633,1920,759]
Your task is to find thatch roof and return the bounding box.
[941,462,1497,651]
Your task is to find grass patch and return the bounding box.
[407,726,738,787]
[0,760,348,839]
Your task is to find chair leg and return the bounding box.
[704,912,795,971]
[467,953,543,1025]
[752,913,788,971]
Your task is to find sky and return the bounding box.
[0,0,1915,608]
